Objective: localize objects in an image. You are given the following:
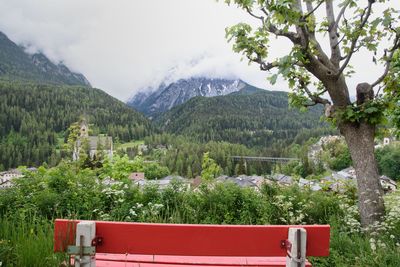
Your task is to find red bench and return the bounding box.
[54,219,330,267]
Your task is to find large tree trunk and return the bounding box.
[340,122,385,228]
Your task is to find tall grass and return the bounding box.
[310,219,400,267]
[0,216,66,267]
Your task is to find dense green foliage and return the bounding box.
[142,134,277,177]
[101,155,169,180]
[0,31,89,86]
[320,138,352,171]
[385,51,400,137]
[141,134,396,179]
[201,152,222,180]
[376,144,400,181]
[0,160,399,266]
[280,138,400,180]
[156,89,333,148]
[0,81,153,169]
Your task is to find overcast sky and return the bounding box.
[0,0,398,101]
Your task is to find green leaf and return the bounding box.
[268,74,278,85]
[364,107,379,114]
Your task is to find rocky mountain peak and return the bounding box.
[127,77,246,118]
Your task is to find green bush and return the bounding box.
[100,155,170,180]
[328,151,352,171]
[376,145,400,180]
[201,152,222,180]
[323,140,352,171]
[144,162,170,180]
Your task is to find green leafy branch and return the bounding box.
[333,99,389,125]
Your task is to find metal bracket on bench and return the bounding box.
[281,239,306,263]
[67,235,96,266]
[284,228,307,267]
[67,245,96,256]
[91,236,103,247]
[68,221,96,267]
[281,239,292,251]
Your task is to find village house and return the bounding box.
[380,175,397,192]
[129,172,145,184]
[0,168,36,189]
[0,169,22,188]
[73,120,113,161]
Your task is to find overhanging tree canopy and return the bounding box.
[224,0,399,227]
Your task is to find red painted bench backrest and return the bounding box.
[54,219,330,257]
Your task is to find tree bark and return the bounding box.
[339,121,385,228]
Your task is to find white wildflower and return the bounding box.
[369,238,376,252]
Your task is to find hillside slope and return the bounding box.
[156,88,331,147]
[0,81,153,169]
[0,31,90,86]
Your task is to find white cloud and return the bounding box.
[0,0,398,101]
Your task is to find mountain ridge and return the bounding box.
[0,31,91,86]
[127,77,248,118]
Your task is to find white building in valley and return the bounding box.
[0,169,22,188]
[73,120,113,161]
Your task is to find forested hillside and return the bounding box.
[0,31,90,86]
[156,89,333,148]
[0,81,153,170]
[141,134,270,177]
[0,31,332,170]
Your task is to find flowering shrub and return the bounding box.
[101,181,126,205]
[273,195,307,224]
[364,192,400,252]
[336,194,362,234]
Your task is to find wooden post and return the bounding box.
[75,221,96,267]
[286,228,307,267]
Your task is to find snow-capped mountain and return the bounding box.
[127,77,246,118]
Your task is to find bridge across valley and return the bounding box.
[231,156,299,163]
